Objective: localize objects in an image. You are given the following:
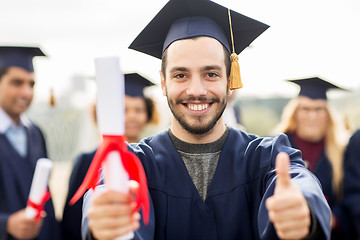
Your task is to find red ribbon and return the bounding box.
[70,135,150,224]
[26,190,51,220]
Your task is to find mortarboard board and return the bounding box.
[129,0,269,58]
[287,77,346,100]
[129,0,269,90]
[0,46,46,72]
[124,73,155,98]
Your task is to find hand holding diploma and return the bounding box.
[6,158,52,239]
[70,57,149,240]
[266,153,311,239]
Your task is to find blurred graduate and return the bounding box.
[80,0,332,239]
[275,77,350,239]
[342,129,360,239]
[0,46,61,240]
[62,73,158,240]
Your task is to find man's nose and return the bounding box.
[185,76,207,97]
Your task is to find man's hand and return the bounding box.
[7,208,44,239]
[88,181,141,240]
[266,152,311,240]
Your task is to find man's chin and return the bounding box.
[181,121,216,135]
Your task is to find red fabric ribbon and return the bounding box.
[70,135,150,224]
[26,190,51,220]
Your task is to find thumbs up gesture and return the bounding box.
[266,152,311,240]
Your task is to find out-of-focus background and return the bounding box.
[1,0,359,219]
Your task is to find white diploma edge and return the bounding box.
[25,158,53,219]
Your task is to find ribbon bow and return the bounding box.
[70,135,150,224]
[27,190,51,220]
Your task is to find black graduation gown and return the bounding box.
[62,150,96,240]
[0,123,61,240]
[123,129,330,239]
[286,133,350,239]
[343,129,360,239]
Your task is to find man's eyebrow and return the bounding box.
[169,67,189,73]
[10,78,24,83]
[201,65,222,71]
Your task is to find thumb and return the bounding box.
[275,152,291,189]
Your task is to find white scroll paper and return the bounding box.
[95,57,134,239]
[25,158,53,219]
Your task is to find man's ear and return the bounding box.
[227,77,232,95]
[160,70,166,96]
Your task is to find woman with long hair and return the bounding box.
[275,77,350,239]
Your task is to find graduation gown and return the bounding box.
[83,128,330,239]
[62,150,96,240]
[343,129,360,239]
[286,133,350,239]
[0,123,61,240]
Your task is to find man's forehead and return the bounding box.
[6,66,35,80]
[166,36,226,59]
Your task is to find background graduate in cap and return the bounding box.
[0,46,61,240]
[62,73,157,240]
[83,0,331,239]
[275,76,350,239]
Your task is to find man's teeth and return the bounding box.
[187,104,209,111]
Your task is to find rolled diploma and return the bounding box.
[95,56,134,239]
[25,158,53,219]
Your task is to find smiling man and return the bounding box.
[82,0,331,239]
[0,46,61,240]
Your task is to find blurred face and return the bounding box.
[125,95,148,142]
[0,67,35,122]
[294,96,329,142]
[161,37,229,136]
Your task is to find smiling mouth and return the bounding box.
[184,103,210,111]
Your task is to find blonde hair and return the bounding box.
[275,98,347,199]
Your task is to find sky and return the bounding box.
[1,0,359,102]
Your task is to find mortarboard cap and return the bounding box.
[124,73,155,97]
[0,46,46,72]
[129,0,269,59]
[287,77,346,100]
[129,0,269,90]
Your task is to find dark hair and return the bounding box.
[161,37,231,80]
[144,97,154,123]
[0,68,9,81]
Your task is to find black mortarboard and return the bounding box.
[0,46,46,72]
[124,73,154,97]
[287,77,346,100]
[129,0,269,59]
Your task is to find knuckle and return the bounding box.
[268,211,276,222]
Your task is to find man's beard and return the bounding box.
[167,94,227,135]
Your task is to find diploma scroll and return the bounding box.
[97,57,133,239]
[25,158,53,219]
[70,57,149,240]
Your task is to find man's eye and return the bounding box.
[175,74,186,79]
[207,73,218,78]
[11,80,22,86]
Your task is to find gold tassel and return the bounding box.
[228,9,243,90]
[49,88,55,107]
[229,53,242,89]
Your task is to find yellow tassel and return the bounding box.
[228,8,243,90]
[229,52,242,90]
[49,88,55,107]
